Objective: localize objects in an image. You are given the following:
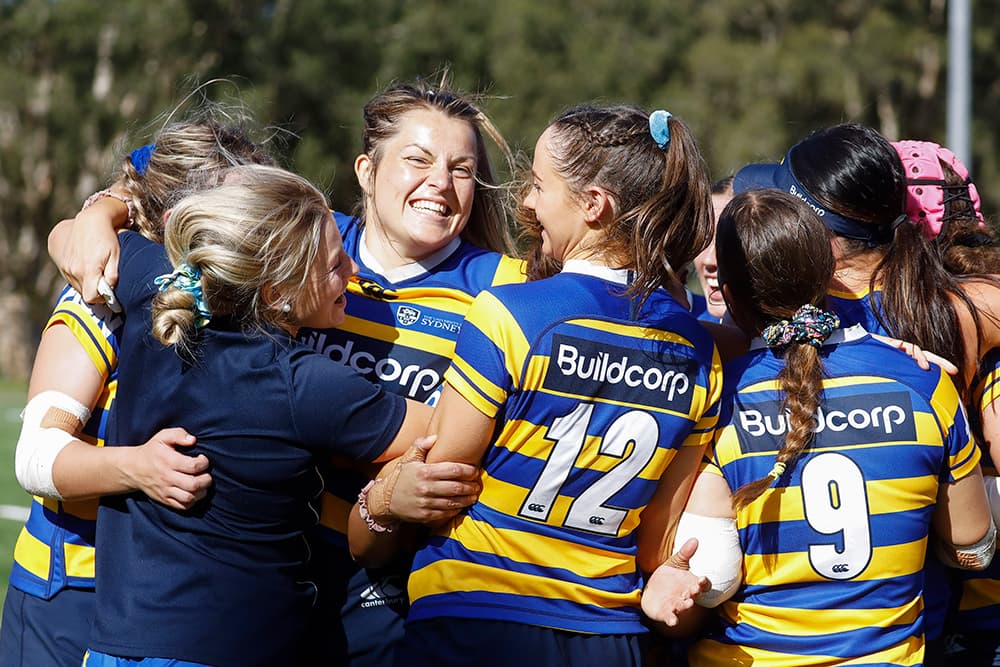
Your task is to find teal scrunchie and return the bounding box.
[761,304,840,349]
[153,263,212,329]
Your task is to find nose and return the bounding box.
[523,188,537,211]
[703,242,717,271]
[426,162,453,191]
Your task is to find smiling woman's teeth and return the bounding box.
[412,201,449,215]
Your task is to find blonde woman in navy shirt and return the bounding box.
[75,165,431,667]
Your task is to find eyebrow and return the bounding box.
[405,143,477,164]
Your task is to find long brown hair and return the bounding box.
[791,123,981,392]
[716,190,836,509]
[521,104,713,300]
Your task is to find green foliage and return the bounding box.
[1,0,999,377]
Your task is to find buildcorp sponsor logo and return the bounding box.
[542,333,698,410]
[734,390,917,453]
[300,331,443,401]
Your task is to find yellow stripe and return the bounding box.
[691,634,922,667]
[437,514,639,578]
[743,538,927,585]
[64,542,95,579]
[827,285,878,299]
[958,576,1000,611]
[733,596,921,636]
[338,314,455,357]
[13,528,51,580]
[318,492,352,535]
[948,437,981,480]
[346,282,475,316]
[562,318,698,347]
[739,375,897,394]
[409,556,640,610]
[491,256,528,286]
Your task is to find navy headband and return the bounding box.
[735,149,899,247]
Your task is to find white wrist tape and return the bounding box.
[935,518,997,571]
[674,511,743,607]
[985,475,1000,530]
[15,391,91,499]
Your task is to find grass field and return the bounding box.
[0,377,29,615]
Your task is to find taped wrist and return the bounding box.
[935,519,997,571]
[673,511,744,608]
[15,391,90,499]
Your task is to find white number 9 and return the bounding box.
[800,452,873,580]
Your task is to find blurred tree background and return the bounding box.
[1,0,998,379]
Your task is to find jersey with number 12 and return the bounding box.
[407,262,722,634]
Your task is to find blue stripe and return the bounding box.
[740,505,934,556]
[740,574,920,610]
[24,502,97,543]
[408,589,645,634]
[720,615,919,659]
[448,362,503,411]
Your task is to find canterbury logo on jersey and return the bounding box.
[543,334,697,411]
[734,390,917,453]
[355,278,398,300]
[300,331,443,400]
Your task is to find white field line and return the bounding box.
[0,505,28,522]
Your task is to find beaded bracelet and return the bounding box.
[82,189,135,227]
[358,479,398,533]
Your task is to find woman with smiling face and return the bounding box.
[361,104,721,667]
[294,79,525,666]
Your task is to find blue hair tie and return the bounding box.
[154,263,212,329]
[130,144,155,176]
[648,109,673,149]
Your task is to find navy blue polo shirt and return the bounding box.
[89,232,406,667]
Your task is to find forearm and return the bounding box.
[51,442,142,501]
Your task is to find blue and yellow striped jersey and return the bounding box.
[949,348,1000,634]
[690,325,978,667]
[9,285,121,598]
[296,213,525,544]
[826,284,889,336]
[407,261,722,634]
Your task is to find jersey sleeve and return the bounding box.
[681,343,724,449]
[443,290,523,419]
[932,370,981,483]
[44,287,120,379]
[288,349,407,463]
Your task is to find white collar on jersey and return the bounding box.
[358,229,462,283]
[561,259,631,285]
[748,323,868,352]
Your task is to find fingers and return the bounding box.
[664,537,699,570]
[399,435,437,465]
[154,427,196,448]
[103,250,119,288]
[419,461,480,482]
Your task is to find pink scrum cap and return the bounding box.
[892,140,983,239]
